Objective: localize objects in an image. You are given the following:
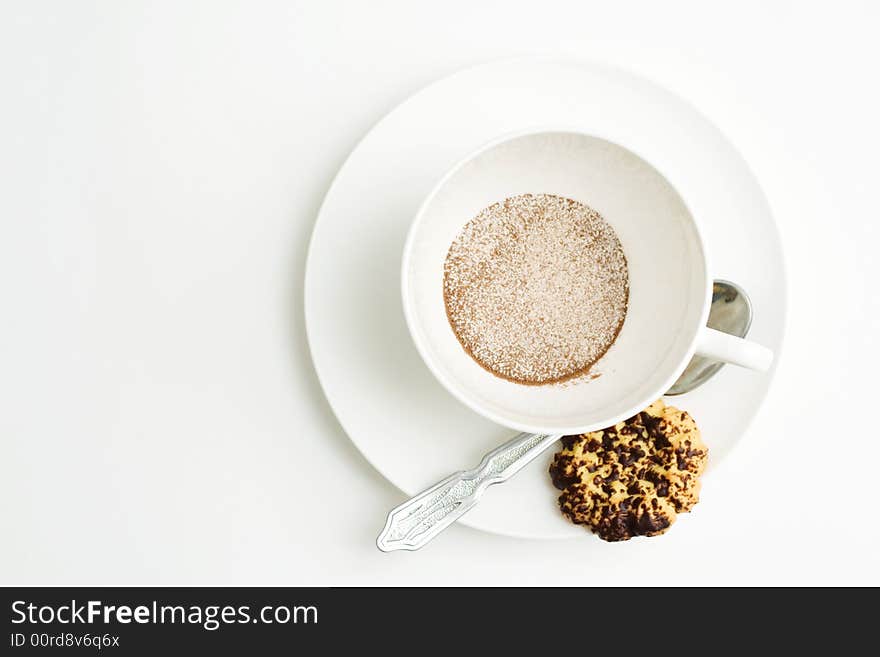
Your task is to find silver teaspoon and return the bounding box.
[377,279,755,552]
[376,431,562,552]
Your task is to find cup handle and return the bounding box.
[694,326,774,372]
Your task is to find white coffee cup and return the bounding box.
[401,130,773,435]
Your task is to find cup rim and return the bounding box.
[401,127,713,434]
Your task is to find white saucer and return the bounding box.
[304,58,786,540]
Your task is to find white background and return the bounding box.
[2,0,878,585]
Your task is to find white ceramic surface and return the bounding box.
[304,58,786,539]
[403,130,770,435]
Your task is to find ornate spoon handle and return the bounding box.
[376,432,562,552]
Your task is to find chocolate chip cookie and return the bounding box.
[549,400,708,541]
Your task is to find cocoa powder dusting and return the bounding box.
[443,193,629,385]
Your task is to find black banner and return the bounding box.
[0,587,873,652]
